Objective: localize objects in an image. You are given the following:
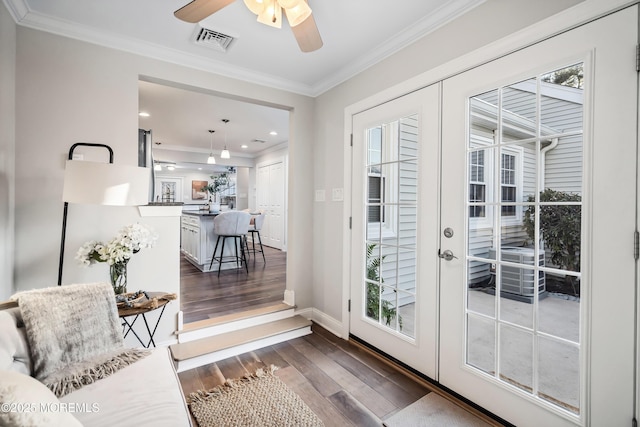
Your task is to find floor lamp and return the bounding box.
[58,143,150,286]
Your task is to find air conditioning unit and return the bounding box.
[488,247,546,303]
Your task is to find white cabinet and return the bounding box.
[180,213,215,271]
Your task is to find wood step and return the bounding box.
[177,303,295,343]
[170,315,312,372]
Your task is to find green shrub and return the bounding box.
[523,189,581,294]
[365,243,402,329]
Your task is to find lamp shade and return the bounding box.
[257,0,282,28]
[277,0,300,9]
[62,160,150,206]
[284,0,311,27]
[244,0,265,15]
[207,154,216,164]
[221,147,230,159]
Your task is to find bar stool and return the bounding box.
[247,212,266,263]
[209,211,251,276]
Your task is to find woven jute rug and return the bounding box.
[188,365,324,427]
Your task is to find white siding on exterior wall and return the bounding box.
[375,115,419,305]
[467,79,583,284]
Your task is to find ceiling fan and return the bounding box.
[174,0,323,52]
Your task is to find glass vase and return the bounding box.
[110,261,128,295]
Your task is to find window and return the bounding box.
[468,148,522,222]
[368,174,385,223]
[469,150,486,218]
[501,153,517,216]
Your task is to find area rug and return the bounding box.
[383,392,493,427]
[188,365,324,427]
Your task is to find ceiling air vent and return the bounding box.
[193,26,234,52]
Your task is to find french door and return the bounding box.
[350,6,638,426]
[350,84,441,378]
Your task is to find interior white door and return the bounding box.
[257,160,285,250]
[439,7,637,426]
[350,84,440,377]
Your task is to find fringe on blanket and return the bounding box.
[45,348,150,398]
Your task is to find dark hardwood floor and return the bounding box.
[178,248,504,426]
[178,323,435,427]
[180,245,287,323]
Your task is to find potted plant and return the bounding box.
[202,173,229,212]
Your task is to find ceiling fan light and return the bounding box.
[207,153,216,164]
[257,0,282,28]
[277,0,300,9]
[221,147,230,159]
[243,0,265,15]
[284,0,311,27]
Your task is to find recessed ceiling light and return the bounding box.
[241,144,248,149]
[269,131,277,136]
[139,112,150,117]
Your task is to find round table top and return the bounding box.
[117,292,171,317]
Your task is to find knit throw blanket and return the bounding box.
[15,282,149,397]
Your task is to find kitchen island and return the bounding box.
[181,210,244,273]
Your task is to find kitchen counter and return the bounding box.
[180,211,242,273]
[182,211,219,217]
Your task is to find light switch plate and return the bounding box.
[315,189,325,202]
[332,188,344,201]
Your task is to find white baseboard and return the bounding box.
[295,307,344,339]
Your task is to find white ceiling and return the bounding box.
[4,0,485,168]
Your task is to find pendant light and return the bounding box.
[207,130,216,164]
[221,119,231,159]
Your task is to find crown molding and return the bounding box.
[8,4,316,95]
[4,0,485,97]
[311,0,485,95]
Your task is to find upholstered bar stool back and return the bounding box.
[248,212,266,263]
[209,211,251,276]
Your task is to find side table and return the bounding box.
[117,292,171,348]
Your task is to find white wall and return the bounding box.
[12,27,315,341]
[5,0,583,334]
[156,170,214,204]
[311,0,584,324]
[0,1,16,301]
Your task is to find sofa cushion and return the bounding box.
[59,347,192,427]
[0,307,31,375]
[0,369,83,427]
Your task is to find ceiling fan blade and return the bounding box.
[174,0,236,23]
[291,13,323,52]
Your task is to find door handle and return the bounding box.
[438,249,458,261]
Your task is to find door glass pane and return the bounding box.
[501,78,537,143]
[467,260,495,318]
[499,324,533,393]
[466,63,584,415]
[363,114,419,337]
[467,315,495,375]
[538,336,580,414]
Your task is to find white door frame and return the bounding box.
[343,0,632,341]
[342,1,638,424]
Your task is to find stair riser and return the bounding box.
[174,326,311,373]
[178,308,295,343]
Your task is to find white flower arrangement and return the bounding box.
[76,223,158,266]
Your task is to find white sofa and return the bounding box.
[0,301,192,426]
